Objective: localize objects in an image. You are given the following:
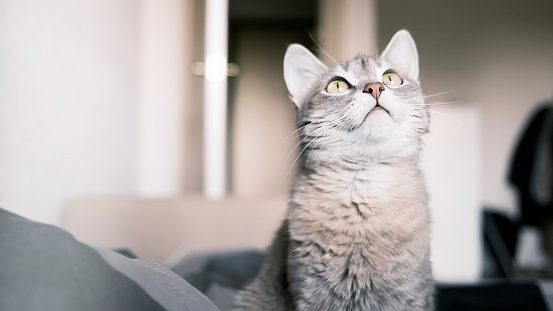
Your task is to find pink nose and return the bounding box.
[363,82,385,100]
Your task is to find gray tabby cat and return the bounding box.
[234,30,434,311]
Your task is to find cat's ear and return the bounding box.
[284,44,327,107]
[380,30,419,80]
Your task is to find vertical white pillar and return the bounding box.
[203,0,229,198]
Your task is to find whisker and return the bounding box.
[370,38,379,59]
[281,122,311,144]
[405,97,472,107]
[306,30,339,66]
[282,116,342,145]
[428,98,473,105]
[423,90,455,98]
[426,109,469,127]
[305,118,349,170]
[304,134,327,174]
[285,135,317,178]
[285,131,319,162]
[285,115,349,176]
[284,115,349,162]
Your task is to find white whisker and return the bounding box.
[283,115,344,145]
[425,109,469,127]
[423,90,455,98]
[281,122,311,144]
[285,136,315,178]
[305,118,349,170]
[405,97,472,107]
[306,30,339,66]
[284,115,349,162]
[428,98,472,106]
[284,115,349,177]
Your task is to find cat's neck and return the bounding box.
[288,153,429,244]
[293,153,426,209]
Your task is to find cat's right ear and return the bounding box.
[283,44,327,107]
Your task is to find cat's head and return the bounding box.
[283,30,429,161]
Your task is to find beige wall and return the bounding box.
[230,28,304,197]
[183,0,206,193]
[378,0,553,215]
[64,196,289,263]
[318,0,378,62]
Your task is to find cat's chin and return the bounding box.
[361,109,394,132]
[354,118,409,148]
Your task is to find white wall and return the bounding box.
[421,104,482,282]
[138,0,192,196]
[0,0,195,226]
[0,0,142,225]
[0,0,198,226]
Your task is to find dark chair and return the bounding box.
[484,103,553,278]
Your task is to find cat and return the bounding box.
[233,29,434,311]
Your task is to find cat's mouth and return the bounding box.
[359,103,391,126]
[370,103,390,115]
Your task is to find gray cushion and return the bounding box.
[0,208,219,311]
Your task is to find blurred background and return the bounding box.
[1,0,552,283]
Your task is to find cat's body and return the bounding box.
[234,30,434,311]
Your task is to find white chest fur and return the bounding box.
[286,160,432,309]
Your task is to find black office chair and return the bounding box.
[484,103,553,278]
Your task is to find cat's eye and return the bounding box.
[326,79,350,94]
[382,71,403,87]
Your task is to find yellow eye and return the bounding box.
[382,71,403,87]
[326,79,350,94]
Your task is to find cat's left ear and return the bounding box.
[380,30,419,80]
[284,44,327,107]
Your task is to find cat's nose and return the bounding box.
[363,82,385,100]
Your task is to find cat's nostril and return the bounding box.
[363,82,385,100]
